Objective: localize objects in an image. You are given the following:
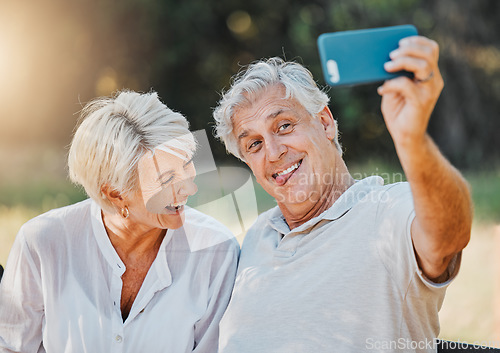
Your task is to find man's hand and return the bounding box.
[377,36,444,147]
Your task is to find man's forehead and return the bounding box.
[235,109,289,139]
[234,87,292,119]
[239,84,288,106]
[233,99,304,137]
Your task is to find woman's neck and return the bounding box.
[101,211,166,262]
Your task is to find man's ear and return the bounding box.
[101,184,124,208]
[317,106,337,141]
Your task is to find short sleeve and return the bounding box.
[415,249,462,289]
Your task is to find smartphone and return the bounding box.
[317,25,418,87]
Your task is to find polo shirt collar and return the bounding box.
[268,176,384,235]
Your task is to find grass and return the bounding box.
[438,223,500,346]
[0,205,39,265]
[0,150,499,345]
[466,170,500,224]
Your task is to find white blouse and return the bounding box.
[0,199,239,353]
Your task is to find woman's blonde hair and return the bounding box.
[68,89,195,213]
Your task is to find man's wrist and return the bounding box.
[393,131,430,155]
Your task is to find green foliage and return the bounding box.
[466,169,500,223]
[0,0,499,168]
[0,179,87,214]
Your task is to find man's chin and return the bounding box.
[273,189,321,206]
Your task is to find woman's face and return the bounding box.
[126,148,197,230]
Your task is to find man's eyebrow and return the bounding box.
[266,109,284,121]
[236,109,285,141]
[237,131,249,141]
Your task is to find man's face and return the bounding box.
[233,85,340,211]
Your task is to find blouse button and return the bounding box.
[115,335,123,343]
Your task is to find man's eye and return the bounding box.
[248,140,262,150]
[278,123,291,132]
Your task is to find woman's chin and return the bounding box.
[157,211,185,229]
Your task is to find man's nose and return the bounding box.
[266,137,286,162]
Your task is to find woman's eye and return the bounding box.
[161,175,174,186]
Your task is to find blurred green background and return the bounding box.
[1,0,499,346]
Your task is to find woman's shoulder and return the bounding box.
[19,199,93,244]
[181,207,239,253]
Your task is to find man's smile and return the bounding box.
[272,159,302,185]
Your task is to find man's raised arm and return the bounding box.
[377,36,472,280]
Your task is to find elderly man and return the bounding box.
[213,36,472,352]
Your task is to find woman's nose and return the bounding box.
[181,178,198,196]
[177,175,198,197]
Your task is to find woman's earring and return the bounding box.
[121,206,130,219]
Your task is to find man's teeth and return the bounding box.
[276,161,301,177]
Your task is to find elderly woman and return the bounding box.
[0,90,239,352]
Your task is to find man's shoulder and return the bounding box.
[247,205,280,231]
[352,177,411,205]
[350,179,413,223]
[381,180,411,192]
[376,180,413,204]
[239,205,281,249]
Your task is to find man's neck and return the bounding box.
[279,167,354,230]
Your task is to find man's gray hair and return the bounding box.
[68,89,195,214]
[213,57,341,160]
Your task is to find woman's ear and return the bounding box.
[317,106,337,141]
[101,184,125,208]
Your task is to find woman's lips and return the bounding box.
[164,205,183,213]
[163,200,187,214]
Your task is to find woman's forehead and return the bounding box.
[139,149,189,177]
